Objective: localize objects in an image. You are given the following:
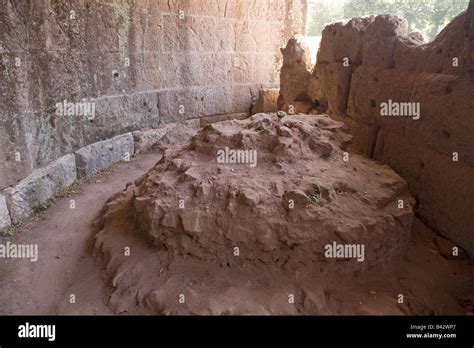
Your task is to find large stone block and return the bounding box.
[183,0,228,17]
[133,124,176,154]
[310,63,354,117]
[163,15,234,52]
[341,117,377,156]
[161,52,232,88]
[223,0,259,19]
[347,70,474,163]
[253,53,280,85]
[225,0,288,21]
[27,49,94,113]
[346,66,415,129]
[0,194,12,231]
[279,36,313,112]
[231,85,255,113]
[0,112,36,190]
[234,20,281,53]
[88,52,139,97]
[373,131,474,257]
[27,0,86,52]
[0,52,31,115]
[251,88,279,114]
[361,36,396,69]
[82,1,123,53]
[142,13,164,53]
[86,93,160,144]
[158,86,233,123]
[147,0,180,15]
[404,73,474,164]
[75,133,134,177]
[0,108,80,186]
[0,0,29,52]
[231,53,257,84]
[317,18,368,65]
[4,154,77,224]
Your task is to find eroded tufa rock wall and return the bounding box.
[279,3,474,256]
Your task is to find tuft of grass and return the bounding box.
[1,224,17,237]
[33,197,56,214]
[24,164,114,218]
[307,183,321,204]
[57,179,84,198]
[32,178,85,214]
[276,111,286,120]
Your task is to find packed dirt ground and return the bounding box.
[0,153,161,315]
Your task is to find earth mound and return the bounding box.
[93,113,415,314]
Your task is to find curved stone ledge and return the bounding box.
[4,154,77,225]
[75,133,134,178]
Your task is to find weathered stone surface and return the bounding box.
[372,131,474,255]
[317,17,368,65]
[4,154,77,224]
[234,20,282,53]
[279,9,474,257]
[163,15,235,52]
[251,88,279,115]
[346,66,414,127]
[75,133,134,177]
[154,122,200,151]
[0,194,12,231]
[157,86,241,124]
[133,120,200,154]
[278,36,313,113]
[133,124,176,154]
[310,63,354,117]
[230,84,258,113]
[0,0,307,191]
[163,52,232,87]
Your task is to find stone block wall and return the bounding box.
[0,0,307,191]
[278,3,474,256]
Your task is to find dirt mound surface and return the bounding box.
[93,113,415,314]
